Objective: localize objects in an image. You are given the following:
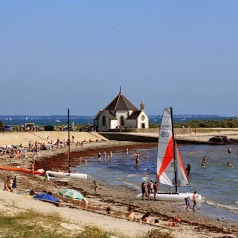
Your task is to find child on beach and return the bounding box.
[4,175,13,192]
[92,180,98,194]
[106,206,112,215]
[185,197,191,213]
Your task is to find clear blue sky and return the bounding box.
[1,1,238,116]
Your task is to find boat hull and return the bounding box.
[46,170,87,179]
[136,192,202,202]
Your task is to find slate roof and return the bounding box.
[94,111,103,120]
[94,110,117,120]
[104,110,117,120]
[104,90,138,111]
[127,111,141,119]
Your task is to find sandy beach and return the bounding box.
[0,131,238,237]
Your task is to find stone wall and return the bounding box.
[99,132,157,142]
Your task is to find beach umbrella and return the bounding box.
[33,193,60,203]
[58,188,84,200]
[12,175,17,189]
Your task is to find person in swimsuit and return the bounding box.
[125,207,136,220]
[4,175,13,192]
[147,181,153,200]
[153,181,158,200]
[192,191,197,211]
[31,159,35,174]
[135,152,140,166]
[185,197,191,212]
[97,152,101,161]
[92,180,98,194]
[141,182,147,200]
[141,212,150,223]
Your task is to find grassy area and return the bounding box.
[174,127,238,134]
[0,210,67,238]
[0,210,174,238]
[150,118,238,129]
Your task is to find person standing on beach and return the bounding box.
[92,180,98,194]
[126,148,129,156]
[228,147,232,154]
[68,164,72,173]
[192,191,197,211]
[153,181,158,200]
[185,197,191,213]
[31,159,35,174]
[147,181,153,200]
[141,182,147,200]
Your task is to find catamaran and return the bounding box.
[136,107,202,202]
[46,109,87,181]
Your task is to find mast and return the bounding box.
[170,107,178,193]
[67,108,71,172]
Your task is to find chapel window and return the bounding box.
[102,116,106,126]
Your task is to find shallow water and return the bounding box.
[76,144,238,222]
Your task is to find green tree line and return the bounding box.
[150,118,238,128]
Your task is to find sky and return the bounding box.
[1,1,238,116]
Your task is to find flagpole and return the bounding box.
[67,108,71,173]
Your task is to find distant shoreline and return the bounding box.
[0,114,236,127]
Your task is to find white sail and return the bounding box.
[157,108,189,188]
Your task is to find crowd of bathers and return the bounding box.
[141,180,159,201]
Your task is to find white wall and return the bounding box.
[110,120,118,129]
[137,112,149,129]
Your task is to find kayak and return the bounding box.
[0,166,44,175]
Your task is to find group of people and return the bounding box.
[141,180,158,201]
[97,151,113,161]
[185,191,198,212]
[106,205,152,223]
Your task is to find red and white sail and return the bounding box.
[157,108,189,187]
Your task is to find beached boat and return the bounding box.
[0,166,44,175]
[136,107,202,202]
[45,109,87,181]
[45,170,87,179]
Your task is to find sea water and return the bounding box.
[76,144,238,222]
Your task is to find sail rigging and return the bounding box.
[157,107,189,193]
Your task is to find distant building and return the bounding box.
[94,88,149,131]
